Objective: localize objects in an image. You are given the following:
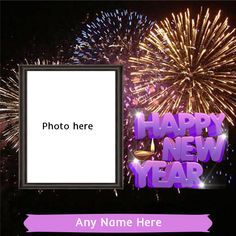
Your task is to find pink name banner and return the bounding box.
[24,214,212,233]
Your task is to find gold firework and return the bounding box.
[130,8,236,125]
[0,70,19,150]
[0,59,63,151]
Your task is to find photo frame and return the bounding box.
[19,65,123,189]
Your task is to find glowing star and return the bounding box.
[199,182,205,189]
[135,112,142,118]
[221,133,228,140]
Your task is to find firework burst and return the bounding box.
[0,59,64,151]
[73,9,154,64]
[73,10,154,180]
[0,69,19,150]
[130,8,236,125]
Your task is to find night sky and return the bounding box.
[2,1,236,63]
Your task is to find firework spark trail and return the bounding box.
[73,9,154,64]
[0,70,19,150]
[130,8,236,125]
[0,59,64,151]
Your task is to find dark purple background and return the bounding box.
[1,1,236,236]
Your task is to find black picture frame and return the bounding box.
[19,65,123,189]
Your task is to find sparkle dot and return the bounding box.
[199,182,205,188]
[135,112,142,118]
